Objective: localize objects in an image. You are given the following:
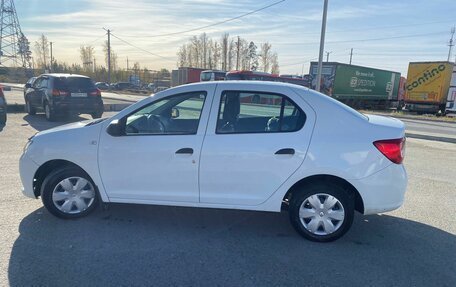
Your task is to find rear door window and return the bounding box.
[216,91,306,134]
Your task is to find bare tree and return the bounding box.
[80,45,94,72]
[177,45,187,67]
[247,41,258,71]
[228,39,236,71]
[270,52,279,74]
[259,42,272,72]
[212,41,221,70]
[34,34,49,70]
[133,62,140,75]
[102,40,118,71]
[200,33,209,69]
[221,33,229,71]
[175,33,277,72]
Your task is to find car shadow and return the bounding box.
[8,204,456,286]
[22,114,89,131]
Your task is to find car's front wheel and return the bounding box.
[289,183,354,242]
[41,167,99,219]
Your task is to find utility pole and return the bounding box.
[448,26,455,62]
[49,41,53,72]
[349,48,353,65]
[127,57,129,71]
[93,57,96,73]
[316,0,328,92]
[236,36,240,70]
[103,28,111,84]
[325,51,332,62]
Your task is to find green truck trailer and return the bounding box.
[309,62,401,109]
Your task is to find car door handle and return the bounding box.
[275,148,295,155]
[176,148,194,154]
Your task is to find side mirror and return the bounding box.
[107,119,124,137]
[25,83,31,89]
[171,107,180,119]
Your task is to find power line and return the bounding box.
[110,33,175,62]
[272,31,448,46]
[85,33,107,46]
[116,0,285,38]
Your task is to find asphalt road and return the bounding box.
[401,118,456,138]
[0,113,455,286]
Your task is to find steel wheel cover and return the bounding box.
[299,193,345,236]
[52,177,96,214]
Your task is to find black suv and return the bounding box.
[24,74,104,121]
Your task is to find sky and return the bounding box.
[14,0,456,76]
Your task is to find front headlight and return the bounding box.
[23,136,34,153]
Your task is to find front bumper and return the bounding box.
[19,153,40,198]
[349,163,408,215]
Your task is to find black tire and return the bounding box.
[289,182,354,242]
[41,167,99,219]
[91,110,103,119]
[25,98,36,115]
[44,102,56,121]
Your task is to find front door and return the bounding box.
[199,84,315,206]
[98,89,212,202]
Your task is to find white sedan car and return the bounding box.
[19,81,407,242]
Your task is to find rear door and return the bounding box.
[199,83,315,206]
[32,77,49,107]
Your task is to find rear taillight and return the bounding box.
[52,89,69,96]
[373,138,406,164]
[89,88,101,96]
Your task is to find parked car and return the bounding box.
[24,77,37,96]
[113,82,133,90]
[95,82,110,90]
[0,88,6,131]
[24,73,104,121]
[19,81,407,242]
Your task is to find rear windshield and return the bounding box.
[54,77,95,91]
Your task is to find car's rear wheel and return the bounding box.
[25,99,36,115]
[44,102,56,121]
[289,183,354,242]
[41,167,99,219]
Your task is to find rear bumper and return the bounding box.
[19,153,40,199]
[349,163,407,215]
[51,97,104,114]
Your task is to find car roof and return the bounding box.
[173,80,309,90]
[41,73,90,79]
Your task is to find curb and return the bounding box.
[406,133,456,144]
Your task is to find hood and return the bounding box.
[36,118,107,137]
